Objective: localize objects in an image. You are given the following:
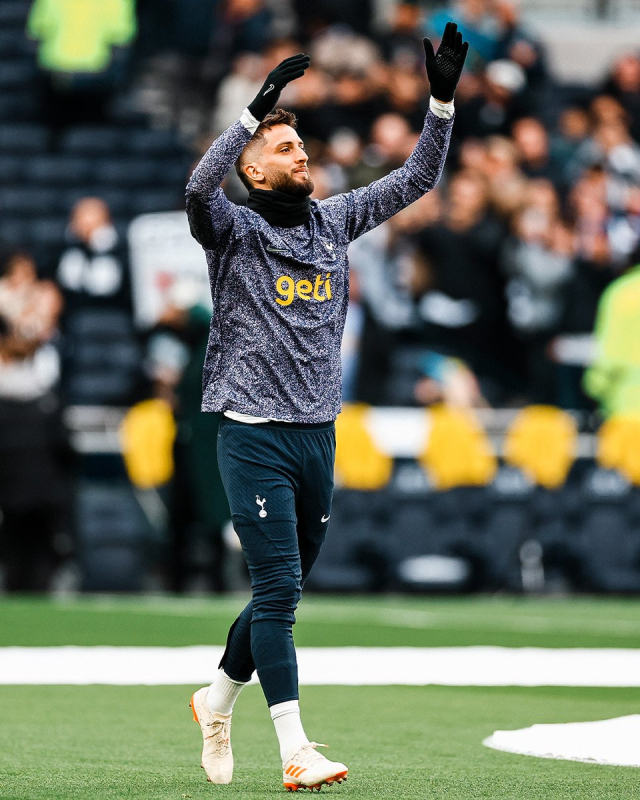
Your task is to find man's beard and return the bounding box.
[268,169,314,198]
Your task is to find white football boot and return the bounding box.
[282,742,348,792]
[189,686,233,784]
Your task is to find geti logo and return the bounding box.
[276,273,333,306]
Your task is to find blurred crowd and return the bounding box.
[131,0,640,410]
[2,0,640,591]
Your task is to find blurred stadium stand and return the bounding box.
[2,0,640,594]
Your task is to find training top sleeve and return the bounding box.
[318,103,454,243]
[185,111,257,248]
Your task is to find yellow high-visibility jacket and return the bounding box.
[584,264,640,416]
[28,0,136,73]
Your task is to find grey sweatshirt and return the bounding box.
[186,109,453,423]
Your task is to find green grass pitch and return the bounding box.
[1,595,640,799]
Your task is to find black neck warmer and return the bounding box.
[247,188,311,228]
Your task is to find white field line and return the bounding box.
[2,646,640,686]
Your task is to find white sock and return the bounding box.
[270,700,310,763]
[205,669,247,716]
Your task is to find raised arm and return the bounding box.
[185,119,253,249]
[319,22,468,242]
[186,54,310,249]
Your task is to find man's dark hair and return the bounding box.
[235,107,298,192]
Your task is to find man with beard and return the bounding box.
[186,24,467,792]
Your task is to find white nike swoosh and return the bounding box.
[263,83,275,96]
[321,514,330,523]
[266,245,288,254]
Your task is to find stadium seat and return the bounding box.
[0,123,49,153]
[335,404,394,490]
[29,216,68,247]
[126,128,182,156]
[418,406,497,489]
[0,154,24,182]
[504,406,577,489]
[63,310,142,406]
[25,155,92,185]
[82,546,146,592]
[388,494,473,591]
[130,189,182,215]
[466,470,535,591]
[597,415,640,485]
[76,480,151,591]
[0,216,28,244]
[626,487,640,532]
[0,186,58,215]
[76,482,148,547]
[478,503,530,590]
[0,92,41,121]
[574,507,640,592]
[160,159,191,186]
[0,30,31,57]
[0,2,30,26]
[120,399,176,490]
[0,61,38,89]
[94,158,159,187]
[529,487,580,589]
[304,489,388,591]
[61,127,124,155]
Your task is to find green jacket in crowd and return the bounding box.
[584,264,640,416]
[28,0,136,73]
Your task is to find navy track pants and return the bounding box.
[216,417,335,706]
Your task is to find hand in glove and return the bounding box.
[247,54,311,122]
[423,22,469,103]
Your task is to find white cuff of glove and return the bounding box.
[240,107,261,133]
[429,96,455,119]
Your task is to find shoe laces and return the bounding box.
[293,742,329,766]
[206,718,231,756]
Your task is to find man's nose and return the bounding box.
[296,148,308,163]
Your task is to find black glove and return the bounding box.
[423,22,469,103]
[247,54,311,122]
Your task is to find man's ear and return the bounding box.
[245,162,266,185]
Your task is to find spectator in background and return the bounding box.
[602,54,640,143]
[293,0,375,37]
[428,0,505,66]
[501,180,575,402]
[348,192,441,404]
[377,2,425,69]
[57,197,130,314]
[553,106,591,187]
[560,168,616,353]
[212,52,266,134]
[56,198,140,405]
[416,170,512,401]
[0,250,71,592]
[583,244,640,416]
[414,352,488,408]
[208,0,274,80]
[477,134,527,218]
[28,0,137,126]
[454,58,530,142]
[512,117,562,186]
[146,301,230,593]
[384,60,430,130]
[568,95,640,192]
[493,1,550,112]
